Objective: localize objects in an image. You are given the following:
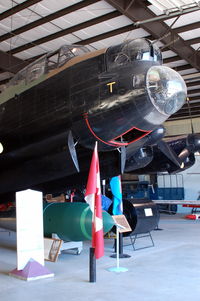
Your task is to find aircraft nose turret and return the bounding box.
[146,65,187,116]
[72,38,187,151]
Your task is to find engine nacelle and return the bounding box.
[125,146,153,172]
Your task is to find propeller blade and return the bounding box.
[119,146,126,174]
[186,98,194,134]
[67,130,80,173]
[178,147,190,161]
[157,140,181,167]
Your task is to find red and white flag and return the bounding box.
[85,142,104,259]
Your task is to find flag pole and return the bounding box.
[116,227,120,269]
[89,247,96,283]
[110,175,130,259]
[85,141,104,282]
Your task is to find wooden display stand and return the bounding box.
[44,237,62,262]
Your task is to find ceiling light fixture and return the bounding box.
[135,2,200,26]
[148,0,200,14]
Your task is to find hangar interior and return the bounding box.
[0,0,200,300]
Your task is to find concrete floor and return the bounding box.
[0,213,200,301]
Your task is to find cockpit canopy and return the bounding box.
[47,44,90,69]
[4,45,90,91]
[106,38,162,70]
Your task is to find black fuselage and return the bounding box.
[0,38,187,200]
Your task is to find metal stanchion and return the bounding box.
[108,226,128,273]
[89,247,96,282]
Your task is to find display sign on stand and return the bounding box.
[112,215,132,233]
[108,215,131,273]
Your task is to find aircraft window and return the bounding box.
[4,56,47,89]
[106,44,124,69]
[153,46,162,62]
[143,52,151,60]
[7,68,27,87]
[114,53,130,64]
[106,38,162,70]
[133,74,145,88]
[58,46,75,67]
[57,45,90,67]
[122,39,162,62]
[47,53,59,70]
[146,65,187,115]
[26,59,46,83]
[2,45,91,92]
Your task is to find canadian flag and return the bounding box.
[85,142,104,259]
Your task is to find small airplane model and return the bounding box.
[0,37,197,202]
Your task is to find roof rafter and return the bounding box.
[172,110,200,117]
[187,88,200,95]
[188,96,200,101]
[175,64,193,71]
[163,55,182,64]
[180,102,200,109]
[187,80,200,87]
[0,0,101,43]
[169,115,200,121]
[174,21,200,34]
[8,10,122,55]
[185,37,200,46]
[0,0,42,21]
[75,26,153,46]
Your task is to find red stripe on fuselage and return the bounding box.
[83,113,151,147]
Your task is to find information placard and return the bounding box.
[112,215,132,233]
[144,208,153,217]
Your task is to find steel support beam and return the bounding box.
[188,96,200,101]
[0,0,101,43]
[187,81,200,87]
[0,0,42,21]
[175,64,193,71]
[187,89,200,95]
[163,55,182,64]
[76,26,152,46]
[8,11,122,55]
[174,21,200,34]
[185,37,200,46]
